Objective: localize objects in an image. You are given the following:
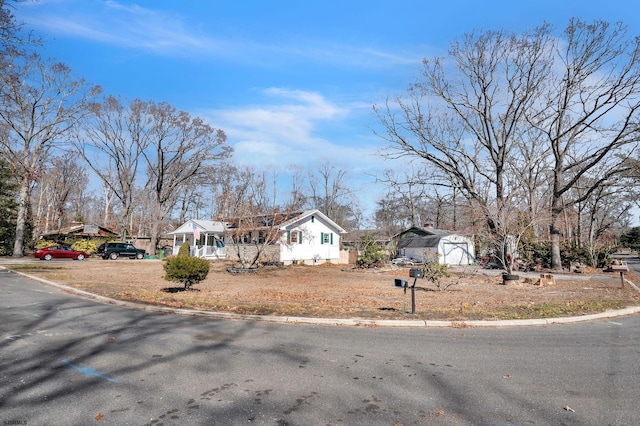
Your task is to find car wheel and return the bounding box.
[76,254,85,260]
[44,253,52,261]
[136,252,144,260]
[109,252,118,260]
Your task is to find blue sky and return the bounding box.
[14,0,640,218]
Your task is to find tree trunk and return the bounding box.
[12,180,30,257]
[149,220,159,256]
[549,202,563,270]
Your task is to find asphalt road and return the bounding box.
[1,268,639,425]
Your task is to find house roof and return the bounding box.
[168,219,225,235]
[221,209,346,234]
[172,209,347,235]
[278,209,346,233]
[40,223,120,238]
[223,211,303,230]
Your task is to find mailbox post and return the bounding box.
[610,261,629,288]
[394,268,423,314]
[408,268,423,314]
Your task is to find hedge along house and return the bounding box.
[277,209,347,265]
[394,225,476,265]
[167,219,226,259]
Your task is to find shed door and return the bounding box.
[442,242,470,265]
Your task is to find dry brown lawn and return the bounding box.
[6,259,640,321]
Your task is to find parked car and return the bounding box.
[34,246,89,261]
[390,256,421,266]
[97,242,146,260]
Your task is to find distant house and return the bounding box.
[394,225,475,265]
[341,229,397,264]
[169,209,347,264]
[167,219,226,258]
[40,222,120,241]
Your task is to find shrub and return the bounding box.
[178,241,190,257]
[71,240,98,255]
[421,252,456,291]
[35,240,57,249]
[163,242,209,289]
[357,233,386,268]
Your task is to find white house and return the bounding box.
[167,219,226,259]
[168,209,346,264]
[277,209,346,265]
[394,226,475,265]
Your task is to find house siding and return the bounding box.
[280,215,342,265]
[226,244,281,264]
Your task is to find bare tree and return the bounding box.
[308,161,360,229]
[0,52,99,256]
[142,102,231,254]
[32,153,88,237]
[376,20,640,271]
[375,25,552,272]
[528,20,640,270]
[74,96,150,240]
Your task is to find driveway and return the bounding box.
[1,268,639,425]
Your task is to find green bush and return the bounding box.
[421,251,453,291]
[178,241,190,257]
[357,233,386,268]
[35,240,57,249]
[71,240,98,255]
[163,242,209,289]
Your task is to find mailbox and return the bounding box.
[610,261,629,272]
[394,278,408,288]
[409,268,423,278]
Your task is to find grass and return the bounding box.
[3,263,65,270]
[462,300,627,320]
[3,259,638,321]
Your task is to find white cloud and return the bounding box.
[18,1,423,67]
[201,88,380,171]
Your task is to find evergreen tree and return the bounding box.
[0,158,17,255]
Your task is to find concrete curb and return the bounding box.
[4,266,640,328]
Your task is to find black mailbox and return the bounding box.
[409,268,423,278]
[394,278,408,288]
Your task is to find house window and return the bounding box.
[288,230,302,244]
[321,232,333,244]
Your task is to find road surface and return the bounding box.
[1,268,639,425]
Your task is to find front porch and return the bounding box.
[168,220,226,259]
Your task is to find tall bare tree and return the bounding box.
[528,19,640,269]
[375,25,552,272]
[32,153,88,236]
[308,161,360,229]
[376,20,640,271]
[142,101,231,254]
[0,52,99,256]
[75,96,150,240]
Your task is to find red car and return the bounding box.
[34,246,89,261]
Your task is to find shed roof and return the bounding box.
[397,235,443,249]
